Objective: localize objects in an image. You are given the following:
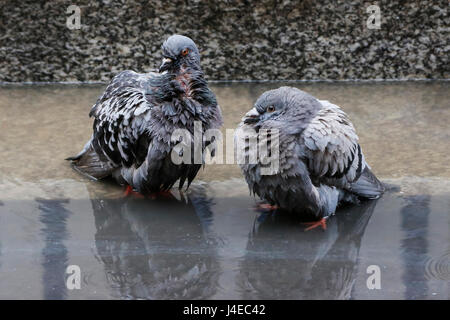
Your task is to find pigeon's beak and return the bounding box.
[159,57,173,73]
[243,108,260,124]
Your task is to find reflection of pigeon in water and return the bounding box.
[67,35,223,194]
[238,199,378,299]
[238,86,384,229]
[91,186,221,299]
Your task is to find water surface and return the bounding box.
[0,81,448,299]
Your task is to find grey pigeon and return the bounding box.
[67,35,223,194]
[238,86,384,228]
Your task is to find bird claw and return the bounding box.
[302,218,328,231]
[124,186,175,200]
[123,185,145,198]
[255,203,279,211]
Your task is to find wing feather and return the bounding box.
[90,71,156,168]
[301,100,365,186]
[67,71,158,179]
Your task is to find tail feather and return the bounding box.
[66,145,115,181]
[65,137,92,161]
[347,166,385,200]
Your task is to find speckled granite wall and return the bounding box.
[0,0,448,82]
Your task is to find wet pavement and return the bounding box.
[0,81,449,299]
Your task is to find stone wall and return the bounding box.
[0,0,448,82]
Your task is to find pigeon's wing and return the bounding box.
[69,70,159,179]
[301,100,365,187]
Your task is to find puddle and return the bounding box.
[0,81,448,299]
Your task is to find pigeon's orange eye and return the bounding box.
[181,48,189,56]
[267,106,275,113]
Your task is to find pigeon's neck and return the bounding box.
[149,65,218,127]
[173,66,209,101]
[150,66,210,103]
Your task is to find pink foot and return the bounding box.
[124,185,145,198]
[303,218,327,231]
[256,203,279,211]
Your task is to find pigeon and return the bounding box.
[67,35,223,195]
[237,86,384,230]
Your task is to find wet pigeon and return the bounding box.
[238,86,384,229]
[67,35,223,194]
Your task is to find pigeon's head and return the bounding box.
[243,87,321,131]
[159,35,201,73]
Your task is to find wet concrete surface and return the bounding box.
[0,81,448,299]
